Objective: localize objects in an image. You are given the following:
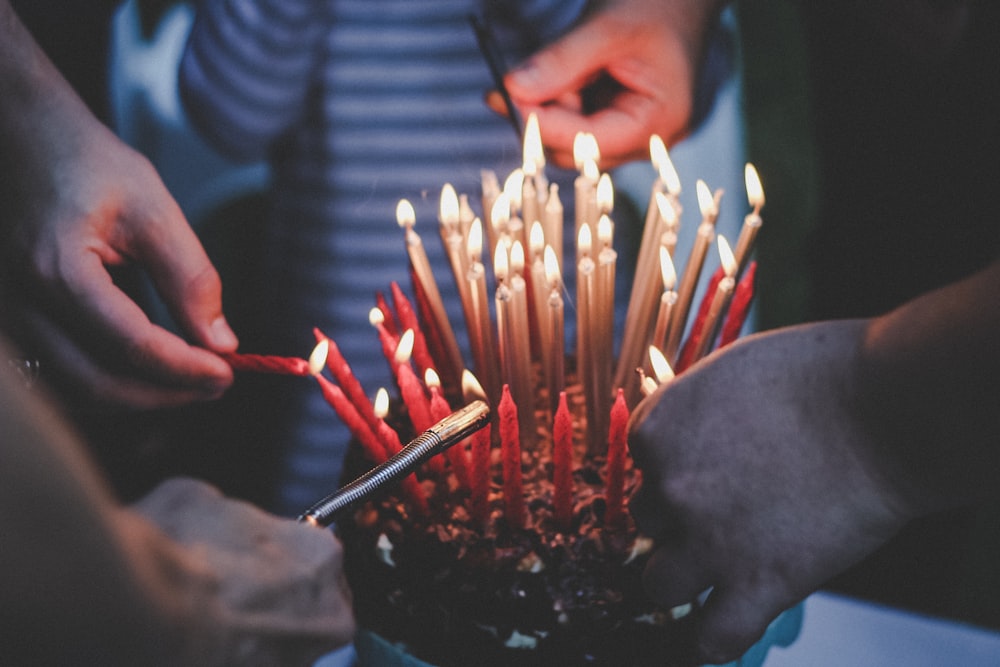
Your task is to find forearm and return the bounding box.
[856,258,1000,511]
[180,0,328,160]
[0,344,220,665]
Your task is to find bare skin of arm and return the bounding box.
[0,343,355,665]
[628,258,1000,664]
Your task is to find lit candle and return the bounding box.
[733,163,764,278]
[604,388,629,529]
[665,179,719,363]
[426,368,470,489]
[613,186,679,403]
[544,246,565,413]
[499,384,526,528]
[375,387,429,515]
[463,370,493,526]
[390,281,437,379]
[543,182,564,270]
[221,352,310,376]
[507,240,536,444]
[675,265,724,374]
[369,306,400,369]
[309,341,385,464]
[690,235,738,364]
[576,223,599,454]
[651,246,679,354]
[480,169,501,243]
[720,260,757,347]
[649,345,675,384]
[529,222,551,368]
[313,328,379,432]
[552,390,573,529]
[573,132,600,233]
[503,169,526,251]
[465,219,499,405]
[521,114,544,229]
[592,214,616,447]
[489,191,511,262]
[375,292,399,336]
[398,200,463,380]
[440,183,472,330]
[394,329,435,436]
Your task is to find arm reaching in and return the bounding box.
[0,0,237,409]
[628,259,1000,663]
[0,347,355,665]
[498,0,728,169]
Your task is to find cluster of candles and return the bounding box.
[222,113,763,532]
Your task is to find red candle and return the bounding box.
[470,420,492,526]
[391,281,437,378]
[604,388,629,528]
[221,352,310,376]
[314,373,387,463]
[374,388,429,515]
[313,328,379,432]
[375,291,400,337]
[410,264,462,393]
[719,261,757,348]
[552,391,574,529]
[369,307,400,367]
[427,369,470,489]
[675,265,724,374]
[394,331,435,435]
[499,384,526,528]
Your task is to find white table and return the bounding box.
[764,592,1000,667]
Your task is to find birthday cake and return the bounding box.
[277,123,784,666]
[337,371,699,667]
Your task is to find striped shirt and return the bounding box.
[181,0,585,513]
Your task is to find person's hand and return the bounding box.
[132,477,356,665]
[496,0,725,169]
[627,321,915,664]
[0,22,238,409]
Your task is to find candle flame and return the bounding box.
[659,246,677,291]
[396,199,416,229]
[494,243,509,282]
[718,235,737,278]
[655,191,678,228]
[544,245,561,288]
[597,172,614,213]
[368,307,384,327]
[462,369,487,403]
[573,132,600,172]
[468,218,483,263]
[597,214,613,248]
[650,135,681,194]
[491,192,510,230]
[308,339,329,376]
[745,162,765,211]
[696,180,717,219]
[394,329,414,365]
[510,240,525,276]
[577,222,593,258]
[503,169,524,211]
[582,157,600,182]
[641,374,659,397]
[375,387,390,419]
[439,184,459,228]
[424,367,441,390]
[523,112,544,175]
[648,345,675,384]
[529,221,545,257]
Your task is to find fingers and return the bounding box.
[125,182,238,354]
[19,261,233,408]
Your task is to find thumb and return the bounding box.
[505,14,617,105]
[132,192,238,354]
